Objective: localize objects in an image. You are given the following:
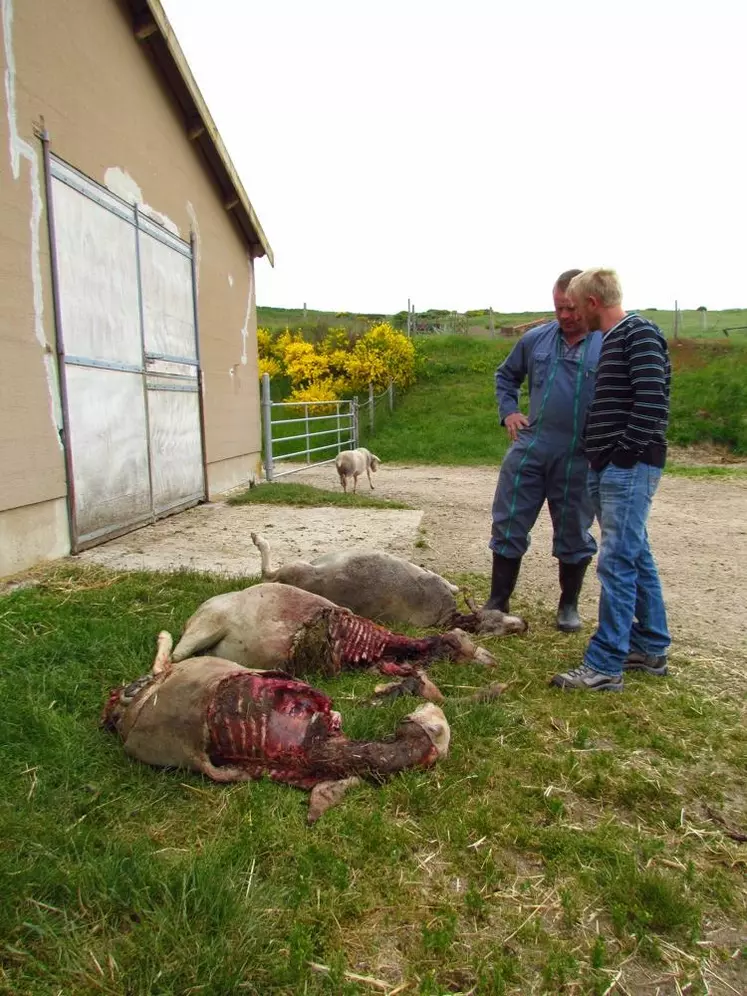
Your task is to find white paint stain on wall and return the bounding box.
[239,256,253,366]
[185,200,205,397]
[2,0,63,448]
[228,273,233,287]
[104,166,180,237]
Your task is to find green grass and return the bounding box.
[227,481,411,509]
[1,566,746,994]
[664,463,747,478]
[257,311,747,464]
[668,343,747,454]
[360,336,515,465]
[358,335,747,464]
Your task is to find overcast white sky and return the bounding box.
[162,0,746,314]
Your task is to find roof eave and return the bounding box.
[128,0,274,266]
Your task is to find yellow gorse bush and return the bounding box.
[256,322,416,406]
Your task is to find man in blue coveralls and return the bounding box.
[484,270,602,631]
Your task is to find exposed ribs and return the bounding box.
[204,671,439,788]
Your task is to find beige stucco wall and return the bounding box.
[0,0,262,576]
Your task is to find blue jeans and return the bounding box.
[584,462,671,676]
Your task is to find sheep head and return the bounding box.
[405,702,450,758]
[463,595,528,636]
[475,609,528,636]
[101,672,154,733]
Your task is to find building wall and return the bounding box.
[0,0,262,577]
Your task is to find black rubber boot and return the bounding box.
[483,554,522,613]
[556,558,591,633]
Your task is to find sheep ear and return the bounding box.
[423,719,446,740]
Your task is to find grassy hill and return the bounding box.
[357,335,747,463]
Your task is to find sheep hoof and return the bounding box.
[474,647,497,666]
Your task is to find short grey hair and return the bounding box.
[554,269,583,292]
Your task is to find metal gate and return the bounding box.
[45,152,206,551]
[260,373,357,481]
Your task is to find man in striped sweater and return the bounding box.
[551,269,671,692]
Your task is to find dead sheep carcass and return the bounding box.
[251,532,527,636]
[102,633,450,823]
[169,582,497,685]
[335,447,381,493]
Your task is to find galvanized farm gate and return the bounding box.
[260,373,357,481]
[260,374,395,481]
[44,147,207,552]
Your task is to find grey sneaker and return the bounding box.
[550,663,624,692]
[623,651,668,676]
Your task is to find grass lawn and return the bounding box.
[227,481,411,509]
[2,567,745,995]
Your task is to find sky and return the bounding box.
[161,0,746,314]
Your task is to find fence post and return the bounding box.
[261,372,274,482]
[489,306,495,338]
[352,397,359,448]
[368,382,375,434]
[388,380,394,412]
[336,402,342,452]
[304,403,310,463]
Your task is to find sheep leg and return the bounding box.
[251,532,276,580]
[352,472,359,494]
[152,631,174,675]
[370,672,445,705]
[376,660,419,678]
[338,471,347,493]
[367,467,375,490]
[172,620,228,663]
[196,757,255,783]
[307,777,361,824]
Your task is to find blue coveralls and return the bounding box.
[490,321,602,564]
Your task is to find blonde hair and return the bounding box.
[567,268,623,308]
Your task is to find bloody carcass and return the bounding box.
[170,582,497,682]
[102,634,450,823]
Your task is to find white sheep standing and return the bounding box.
[335,447,381,493]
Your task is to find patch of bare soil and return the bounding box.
[79,502,423,577]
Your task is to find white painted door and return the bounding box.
[49,157,205,550]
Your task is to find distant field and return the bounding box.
[256,308,747,462]
[258,305,747,342]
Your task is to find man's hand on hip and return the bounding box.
[504,412,529,442]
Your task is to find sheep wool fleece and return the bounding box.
[491,321,602,563]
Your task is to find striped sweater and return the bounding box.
[583,313,671,471]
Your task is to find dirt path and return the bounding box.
[79,461,747,657]
[288,462,747,656]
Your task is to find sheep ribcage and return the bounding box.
[329,611,440,669]
[205,672,341,788]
